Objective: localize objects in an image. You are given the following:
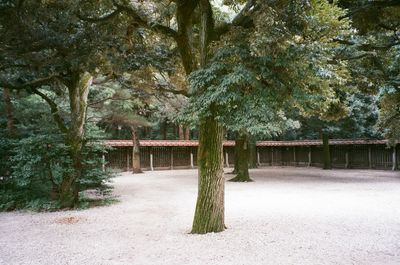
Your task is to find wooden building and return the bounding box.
[104,139,399,171]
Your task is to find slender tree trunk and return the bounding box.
[178,124,185,140]
[60,72,92,208]
[161,120,167,140]
[322,132,331,170]
[229,131,252,182]
[192,114,225,234]
[184,127,190,140]
[131,125,143,174]
[2,88,15,134]
[229,132,240,174]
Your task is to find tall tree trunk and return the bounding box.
[192,114,225,234]
[178,124,185,140]
[131,125,143,174]
[60,72,92,208]
[191,0,225,234]
[184,127,190,140]
[229,131,252,182]
[2,88,15,135]
[322,132,331,170]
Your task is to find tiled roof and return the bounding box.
[257,139,388,146]
[104,139,388,147]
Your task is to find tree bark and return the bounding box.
[191,0,226,234]
[178,124,185,140]
[59,71,92,208]
[322,132,331,170]
[191,114,225,234]
[161,120,167,140]
[2,88,15,135]
[229,131,252,182]
[184,127,190,140]
[131,125,143,173]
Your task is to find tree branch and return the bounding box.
[79,2,178,40]
[30,88,69,134]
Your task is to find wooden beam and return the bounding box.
[293,147,296,166]
[368,146,372,169]
[392,146,397,171]
[170,147,174,170]
[225,151,230,168]
[271,147,274,166]
[150,152,154,171]
[190,151,194,169]
[127,148,130,171]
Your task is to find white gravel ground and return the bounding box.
[1,167,400,265]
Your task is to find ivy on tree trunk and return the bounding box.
[60,71,92,208]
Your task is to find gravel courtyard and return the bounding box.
[1,168,400,265]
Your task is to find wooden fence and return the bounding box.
[104,140,399,171]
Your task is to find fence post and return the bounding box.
[393,146,397,171]
[271,147,274,166]
[225,151,230,168]
[170,147,174,170]
[368,146,372,169]
[345,149,349,169]
[308,147,311,167]
[190,151,194,169]
[126,148,130,171]
[293,146,296,166]
[150,149,154,171]
[257,150,261,166]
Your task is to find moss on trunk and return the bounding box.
[59,72,92,208]
[191,115,225,234]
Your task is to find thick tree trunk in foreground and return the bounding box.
[60,72,92,208]
[131,125,143,174]
[229,132,252,182]
[322,133,331,170]
[2,88,15,134]
[191,115,225,234]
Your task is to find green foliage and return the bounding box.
[183,0,352,138]
[0,92,113,211]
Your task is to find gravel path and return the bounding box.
[1,167,400,265]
